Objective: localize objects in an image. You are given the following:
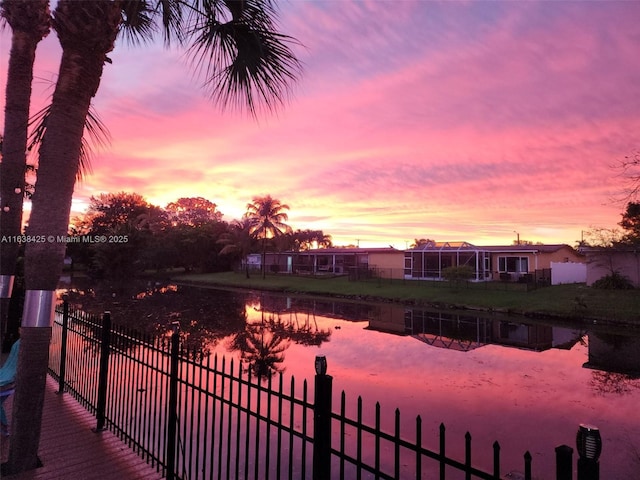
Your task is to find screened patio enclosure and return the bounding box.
[404,241,491,281]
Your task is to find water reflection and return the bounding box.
[57,280,640,478]
[60,280,248,353]
[584,332,640,377]
[59,280,640,378]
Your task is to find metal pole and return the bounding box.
[57,299,69,394]
[94,311,111,432]
[313,355,332,480]
[166,322,180,480]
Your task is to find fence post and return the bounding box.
[313,355,332,480]
[166,322,180,480]
[94,311,111,432]
[555,445,573,480]
[57,299,69,394]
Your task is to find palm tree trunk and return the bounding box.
[0,0,50,348]
[6,1,120,473]
[262,237,267,279]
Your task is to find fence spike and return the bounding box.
[524,451,532,480]
[493,441,500,479]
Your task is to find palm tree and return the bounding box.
[245,195,292,278]
[0,0,50,348]
[9,0,301,472]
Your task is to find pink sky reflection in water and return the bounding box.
[210,307,640,479]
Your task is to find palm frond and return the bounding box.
[119,0,157,45]
[27,102,111,181]
[186,0,302,115]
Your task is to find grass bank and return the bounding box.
[173,272,640,325]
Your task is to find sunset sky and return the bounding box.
[2,0,639,248]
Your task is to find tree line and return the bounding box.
[65,192,332,279]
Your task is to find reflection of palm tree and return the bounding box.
[231,325,289,379]
[245,195,292,278]
[266,314,331,346]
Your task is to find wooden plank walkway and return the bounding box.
[0,376,165,480]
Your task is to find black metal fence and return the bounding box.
[47,301,596,480]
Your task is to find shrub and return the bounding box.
[592,272,635,290]
[442,265,475,285]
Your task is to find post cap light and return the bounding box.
[576,424,602,461]
[315,355,327,375]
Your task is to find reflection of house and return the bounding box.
[404,241,584,282]
[583,332,640,376]
[404,310,492,351]
[368,307,580,353]
[491,322,553,351]
[581,247,640,287]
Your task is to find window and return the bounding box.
[498,256,529,273]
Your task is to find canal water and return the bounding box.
[62,281,640,478]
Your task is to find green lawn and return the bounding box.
[173,272,640,324]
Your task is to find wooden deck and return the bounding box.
[1,376,165,480]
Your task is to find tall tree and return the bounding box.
[83,192,153,235]
[245,195,291,278]
[617,150,640,201]
[619,202,640,244]
[410,238,434,248]
[0,0,50,347]
[9,0,301,472]
[166,197,222,227]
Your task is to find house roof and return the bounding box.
[482,244,575,253]
[292,247,400,255]
[276,244,579,255]
[407,243,579,254]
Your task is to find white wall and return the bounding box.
[551,262,587,285]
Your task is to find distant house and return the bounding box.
[256,247,404,276]
[581,246,640,287]
[249,241,586,283]
[404,241,584,282]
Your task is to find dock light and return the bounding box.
[576,424,602,461]
[315,355,327,375]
